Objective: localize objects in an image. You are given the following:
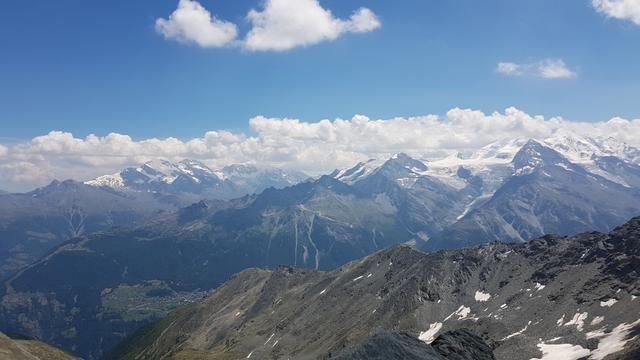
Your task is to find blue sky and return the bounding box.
[1,0,639,142]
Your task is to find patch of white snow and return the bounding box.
[531,343,590,360]
[589,320,640,360]
[564,312,588,331]
[600,299,618,307]
[590,316,605,326]
[474,290,491,302]
[502,321,532,340]
[419,322,443,343]
[444,305,472,321]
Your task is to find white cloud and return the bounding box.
[497,59,577,79]
[155,0,380,52]
[243,0,380,51]
[497,62,522,76]
[538,59,578,79]
[593,0,640,25]
[155,0,238,48]
[2,108,640,192]
[344,8,381,33]
[0,145,7,158]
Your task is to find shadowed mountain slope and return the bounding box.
[113,217,640,360]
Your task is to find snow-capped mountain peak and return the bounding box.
[331,158,387,185]
[85,172,126,189]
[332,153,431,185]
[133,159,218,185]
[471,138,530,163]
[542,133,605,164]
[543,133,640,165]
[512,139,580,176]
[382,153,428,172]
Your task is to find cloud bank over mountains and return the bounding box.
[155,0,381,51]
[1,107,640,191]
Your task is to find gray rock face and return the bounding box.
[594,155,640,188]
[333,329,495,360]
[348,154,481,237]
[429,329,496,360]
[112,217,640,360]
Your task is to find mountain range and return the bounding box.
[423,139,640,250]
[1,134,640,358]
[0,180,176,279]
[0,161,308,279]
[112,216,640,360]
[85,159,309,202]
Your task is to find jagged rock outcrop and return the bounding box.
[333,329,495,360]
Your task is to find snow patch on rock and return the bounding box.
[530,343,590,360]
[474,290,491,302]
[600,299,618,307]
[444,305,472,321]
[590,316,605,326]
[589,320,640,360]
[419,322,443,343]
[564,312,588,331]
[502,320,532,340]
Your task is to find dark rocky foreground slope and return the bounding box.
[113,217,640,360]
[333,329,495,360]
[0,332,79,359]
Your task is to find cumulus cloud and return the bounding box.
[2,108,640,191]
[538,59,578,79]
[244,0,380,51]
[593,0,640,25]
[496,62,523,76]
[155,0,238,48]
[155,0,380,51]
[497,59,577,79]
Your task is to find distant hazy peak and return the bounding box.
[85,159,309,200]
